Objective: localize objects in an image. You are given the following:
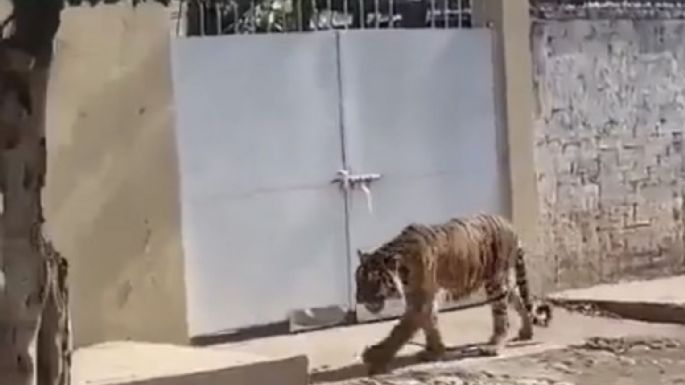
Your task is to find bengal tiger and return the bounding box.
[355,213,552,375]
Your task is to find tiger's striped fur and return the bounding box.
[355,214,552,375]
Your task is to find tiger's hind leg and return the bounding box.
[482,278,510,356]
[508,289,534,341]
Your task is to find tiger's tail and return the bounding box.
[514,246,553,327]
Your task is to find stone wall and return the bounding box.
[532,19,685,290]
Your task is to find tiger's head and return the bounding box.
[354,249,405,314]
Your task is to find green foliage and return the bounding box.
[7,0,170,7]
[64,0,170,6]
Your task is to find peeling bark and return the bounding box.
[0,2,69,385]
[37,241,71,385]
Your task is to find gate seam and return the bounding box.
[334,30,355,313]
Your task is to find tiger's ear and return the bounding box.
[357,249,370,264]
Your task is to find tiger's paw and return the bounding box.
[415,346,446,362]
[477,344,501,357]
[366,362,389,376]
[513,327,534,342]
[361,345,391,376]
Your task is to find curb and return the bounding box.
[548,298,685,325]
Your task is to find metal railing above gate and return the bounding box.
[175,0,473,36]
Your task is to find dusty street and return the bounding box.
[331,336,685,385]
[73,276,685,385]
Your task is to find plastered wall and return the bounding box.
[44,3,188,347]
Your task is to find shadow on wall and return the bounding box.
[44,3,188,347]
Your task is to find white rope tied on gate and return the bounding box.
[359,181,373,214]
[332,169,382,215]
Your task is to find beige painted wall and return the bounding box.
[43,4,188,347]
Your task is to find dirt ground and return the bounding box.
[73,277,685,385]
[329,336,685,385]
[302,277,685,385]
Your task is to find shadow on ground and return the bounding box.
[310,341,541,383]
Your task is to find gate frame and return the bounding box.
[166,0,540,345]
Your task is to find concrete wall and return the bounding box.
[44,4,188,347]
[472,0,549,292]
[531,19,685,289]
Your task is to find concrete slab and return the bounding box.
[548,275,685,324]
[73,341,308,385]
[215,306,685,383]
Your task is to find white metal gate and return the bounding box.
[171,28,505,338]
[337,29,506,322]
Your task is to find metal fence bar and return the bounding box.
[176,0,476,36]
[297,0,303,31]
[457,0,462,28]
[250,0,256,33]
[200,1,206,35]
[430,0,435,28]
[327,0,333,28]
[359,0,365,29]
[283,0,288,33]
[343,0,349,29]
[374,0,379,28]
[233,1,239,34]
[215,1,221,34]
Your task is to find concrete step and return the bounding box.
[547,275,685,325]
[73,341,308,385]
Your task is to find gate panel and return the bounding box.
[337,29,507,321]
[171,33,349,337]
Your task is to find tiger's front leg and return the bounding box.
[361,291,440,375]
[361,312,421,375]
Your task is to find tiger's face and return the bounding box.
[354,250,403,314]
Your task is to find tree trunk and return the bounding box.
[36,240,71,385]
[0,1,69,385]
